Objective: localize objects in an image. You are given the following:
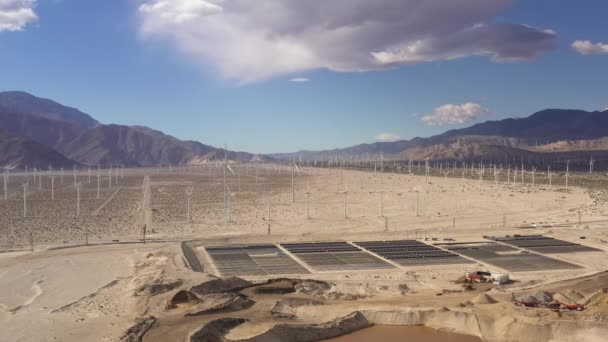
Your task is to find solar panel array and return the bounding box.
[489,235,602,254]
[205,244,310,277]
[440,242,582,272]
[354,240,474,266]
[280,242,394,272]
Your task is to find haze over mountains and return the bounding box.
[271,108,608,163]
[0,91,270,168]
[1,91,607,169]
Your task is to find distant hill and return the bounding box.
[273,109,608,161]
[0,92,273,167]
[0,91,99,128]
[62,124,199,166]
[0,106,84,150]
[440,109,608,142]
[0,129,75,169]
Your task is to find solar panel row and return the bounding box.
[205,244,310,276]
[354,240,474,266]
[280,242,394,272]
[488,235,602,254]
[441,242,582,272]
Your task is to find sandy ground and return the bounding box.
[0,165,607,342]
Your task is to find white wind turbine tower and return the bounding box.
[380,153,384,184]
[291,158,300,203]
[3,169,8,201]
[442,170,450,190]
[186,187,193,223]
[51,173,55,200]
[531,167,537,187]
[589,156,594,174]
[225,185,236,223]
[221,147,231,209]
[305,191,311,220]
[265,192,272,222]
[97,165,101,199]
[461,167,466,191]
[22,182,28,218]
[475,168,484,186]
[425,158,430,193]
[76,182,81,217]
[565,160,570,189]
[413,187,421,217]
[493,165,501,186]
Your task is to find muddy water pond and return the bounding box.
[324,325,483,342]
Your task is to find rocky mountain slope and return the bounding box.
[273,109,608,161]
[0,92,270,167]
[0,129,76,169]
[0,91,99,128]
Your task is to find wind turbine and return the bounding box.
[3,169,7,201]
[565,160,570,189]
[221,146,236,210]
[291,158,300,203]
[186,187,193,223]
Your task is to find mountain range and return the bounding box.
[0,91,271,168]
[271,109,608,163]
[1,90,607,169]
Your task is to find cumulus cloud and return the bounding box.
[289,77,309,83]
[421,103,490,126]
[137,0,558,83]
[0,0,37,32]
[375,132,401,142]
[572,40,608,55]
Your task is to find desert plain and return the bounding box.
[1,164,608,342]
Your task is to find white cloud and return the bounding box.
[572,40,608,55]
[0,0,37,32]
[421,103,490,126]
[139,0,222,24]
[375,132,401,142]
[137,0,557,83]
[289,77,309,83]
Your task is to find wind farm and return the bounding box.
[2,0,608,341]
[2,156,608,342]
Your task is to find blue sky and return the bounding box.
[0,0,607,153]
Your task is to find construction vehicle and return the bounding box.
[511,293,586,311]
[555,301,585,311]
[512,293,541,308]
[467,271,510,285]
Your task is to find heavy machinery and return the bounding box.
[512,293,586,311]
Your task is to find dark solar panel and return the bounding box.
[439,242,582,272]
[354,240,473,266]
[487,235,602,254]
[280,242,394,271]
[205,244,309,276]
